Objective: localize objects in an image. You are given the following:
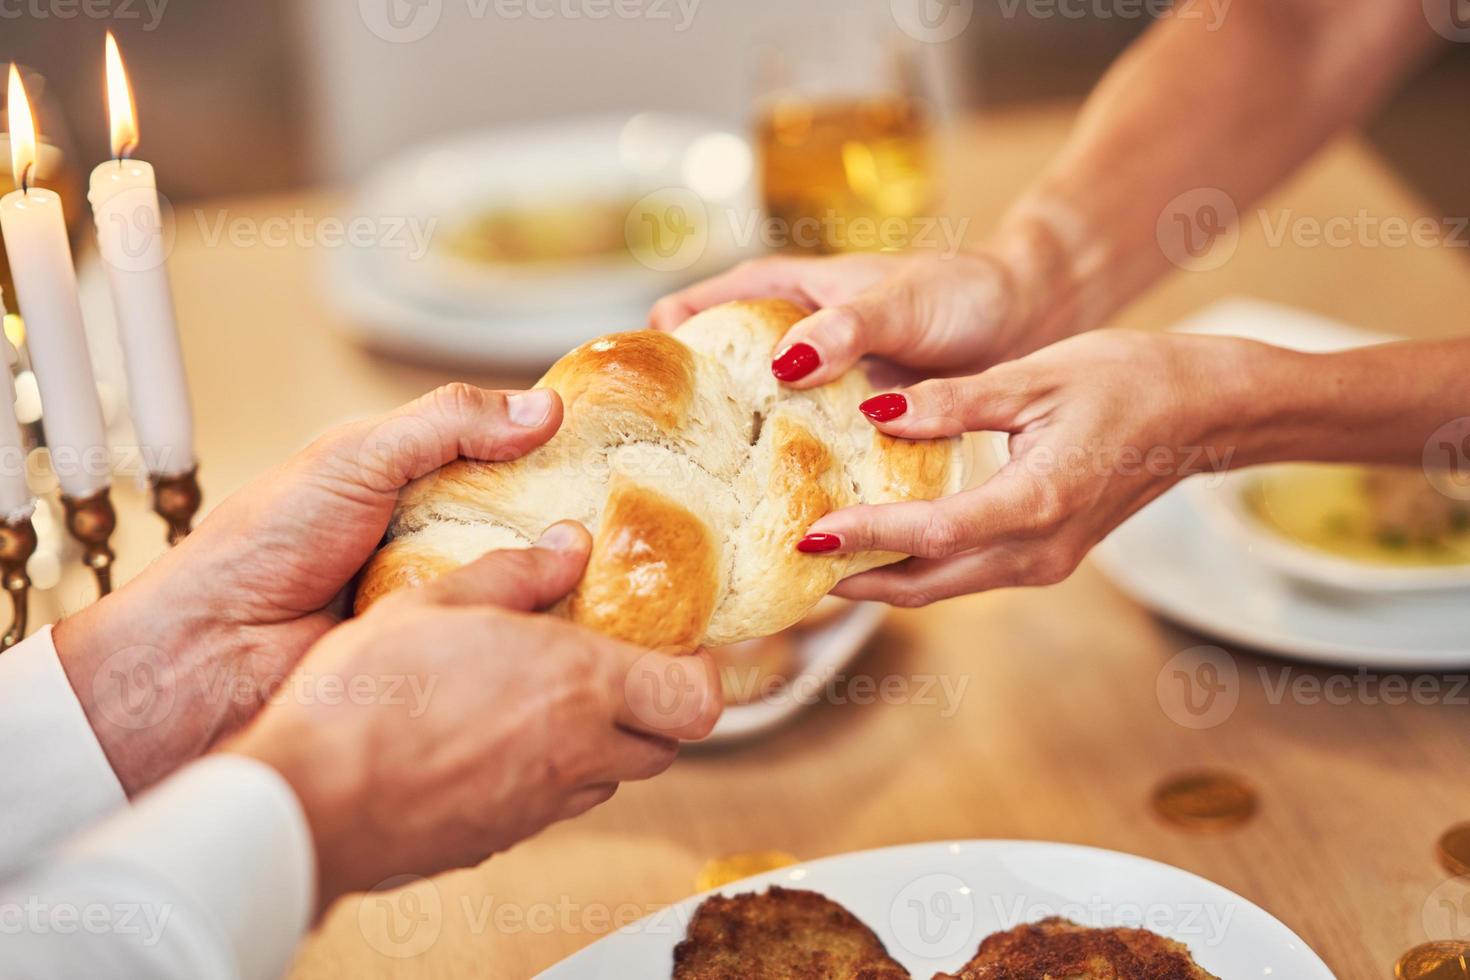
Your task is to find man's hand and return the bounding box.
[55,384,563,794]
[226,523,722,910]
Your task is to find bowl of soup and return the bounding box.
[1187,463,1470,595]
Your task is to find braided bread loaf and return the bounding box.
[355,300,966,651]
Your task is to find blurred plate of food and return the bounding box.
[323,253,651,370]
[537,840,1331,978]
[1187,463,1470,595]
[1094,297,1470,668]
[699,597,887,747]
[324,112,760,367]
[1094,480,1468,668]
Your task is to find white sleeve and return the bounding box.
[0,754,317,980]
[0,625,127,869]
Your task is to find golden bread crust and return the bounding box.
[568,482,720,652]
[877,432,957,501]
[539,328,696,432]
[355,299,965,650]
[355,542,456,611]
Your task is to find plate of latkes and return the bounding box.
[537,840,1333,978]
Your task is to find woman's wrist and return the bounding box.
[985,196,1098,361]
[1236,338,1470,468]
[1136,332,1468,480]
[1168,334,1338,472]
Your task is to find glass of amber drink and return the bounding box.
[752,28,946,255]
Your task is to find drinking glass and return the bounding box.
[751,25,950,254]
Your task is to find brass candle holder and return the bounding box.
[62,486,117,597]
[149,466,201,545]
[0,464,199,646]
[0,514,36,648]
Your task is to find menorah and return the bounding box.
[0,51,199,649]
[0,466,201,647]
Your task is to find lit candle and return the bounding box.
[88,33,193,479]
[0,290,34,520]
[0,65,111,499]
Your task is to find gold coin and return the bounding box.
[1396,942,1470,979]
[696,850,800,892]
[1439,824,1470,878]
[1151,770,1258,832]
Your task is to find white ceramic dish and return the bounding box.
[323,252,652,370]
[324,113,759,368]
[1094,481,1470,670]
[1184,469,1470,596]
[1167,298,1470,597]
[537,839,1333,978]
[699,601,887,747]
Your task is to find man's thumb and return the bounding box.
[419,521,591,611]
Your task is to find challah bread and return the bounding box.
[355,299,966,651]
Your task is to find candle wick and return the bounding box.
[17,162,30,196]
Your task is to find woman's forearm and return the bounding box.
[990,0,1438,357]
[1214,337,1470,469]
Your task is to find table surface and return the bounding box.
[78,102,1470,979]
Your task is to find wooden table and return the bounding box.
[80,103,1470,979]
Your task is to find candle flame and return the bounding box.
[6,64,36,193]
[3,315,22,352]
[105,32,138,159]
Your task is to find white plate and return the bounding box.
[1170,296,1397,352]
[537,840,1333,978]
[322,251,654,370]
[323,113,760,368]
[1094,484,1470,669]
[698,602,887,747]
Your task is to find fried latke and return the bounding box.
[932,917,1219,980]
[673,886,910,979]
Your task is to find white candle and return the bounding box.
[88,33,194,479]
[0,292,35,521]
[0,66,111,499]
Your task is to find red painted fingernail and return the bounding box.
[796,533,842,553]
[771,343,821,382]
[859,392,908,422]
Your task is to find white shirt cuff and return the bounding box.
[0,625,127,869]
[63,754,317,980]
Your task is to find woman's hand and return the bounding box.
[805,331,1274,605]
[650,248,1066,383]
[55,383,564,793]
[228,523,722,911]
